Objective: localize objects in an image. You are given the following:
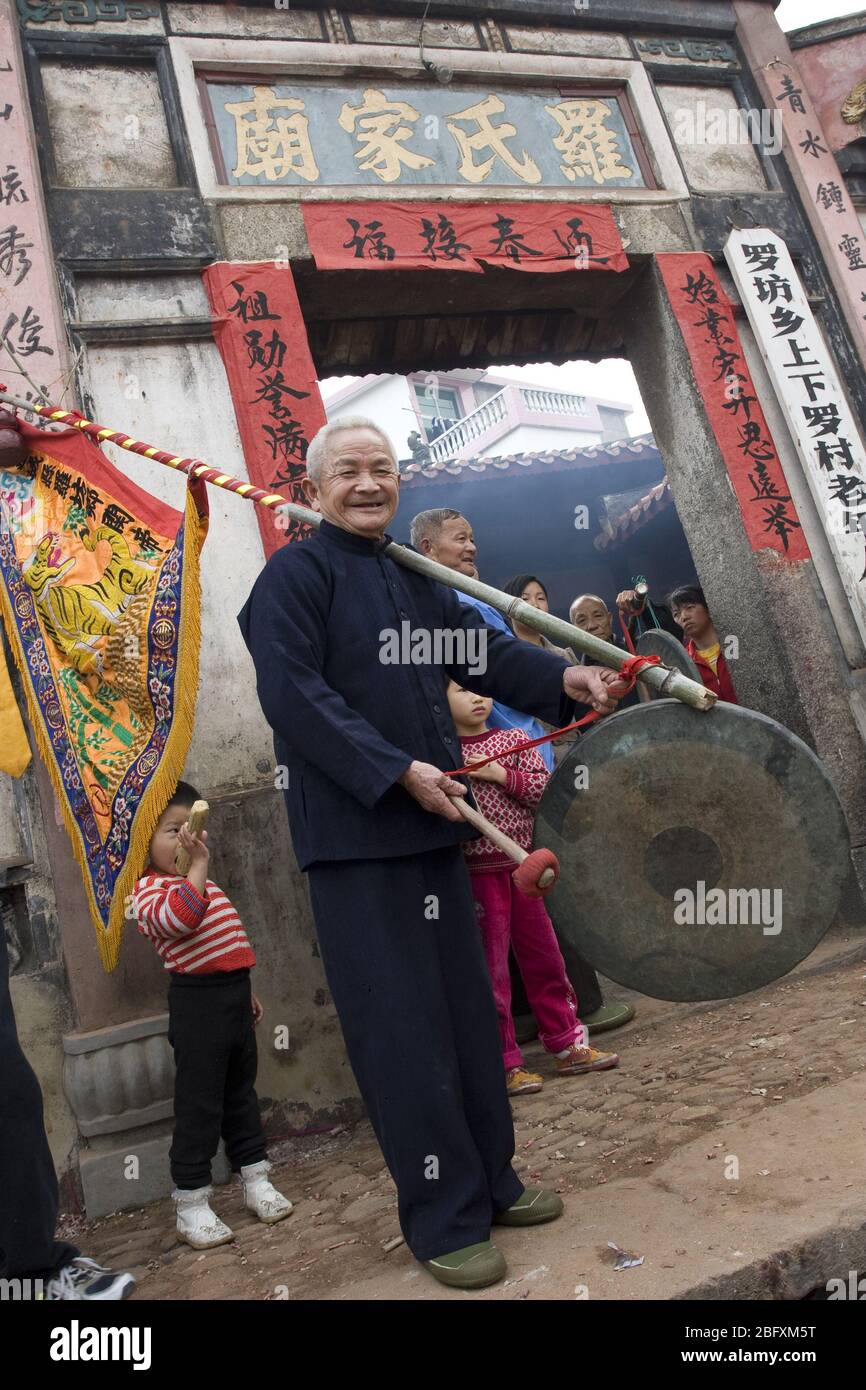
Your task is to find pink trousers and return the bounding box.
[469,866,585,1072]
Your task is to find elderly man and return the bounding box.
[238,417,626,1290]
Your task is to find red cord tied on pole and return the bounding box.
[446,652,663,779]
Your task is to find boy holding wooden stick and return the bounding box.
[128,781,293,1249]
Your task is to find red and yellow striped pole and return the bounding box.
[0,387,715,708]
[0,388,318,528]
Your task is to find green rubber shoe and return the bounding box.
[584,1002,635,1035]
[424,1240,506,1289]
[493,1188,564,1227]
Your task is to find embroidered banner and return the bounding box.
[302,202,629,273]
[657,252,809,562]
[0,419,208,970]
[203,262,327,558]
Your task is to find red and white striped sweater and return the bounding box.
[458,727,550,872]
[132,872,256,975]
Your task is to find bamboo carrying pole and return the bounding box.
[449,796,556,888]
[0,390,716,711]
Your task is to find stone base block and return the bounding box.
[79,1135,230,1220]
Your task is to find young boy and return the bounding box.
[667,583,738,704]
[446,683,619,1096]
[128,781,292,1249]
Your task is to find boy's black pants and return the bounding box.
[168,967,267,1189]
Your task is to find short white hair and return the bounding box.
[306,416,397,483]
[569,593,608,621]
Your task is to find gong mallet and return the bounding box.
[174,799,209,875]
[0,390,714,711]
[449,795,559,898]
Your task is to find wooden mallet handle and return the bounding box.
[449,796,556,889]
[174,799,209,875]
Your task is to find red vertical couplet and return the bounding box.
[203,262,327,558]
[657,253,809,562]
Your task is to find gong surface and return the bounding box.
[636,628,701,692]
[535,701,849,1001]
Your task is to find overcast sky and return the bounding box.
[323,0,862,439]
[777,0,863,28]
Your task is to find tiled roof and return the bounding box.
[594,476,672,551]
[398,432,659,485]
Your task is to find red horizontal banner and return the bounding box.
[658,252,809,562]
[302,202,628,273]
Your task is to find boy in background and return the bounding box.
[129,781,292,1249]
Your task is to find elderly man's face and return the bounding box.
[571,596,612,640]
[304,428,399,538]
[425,515,477,576]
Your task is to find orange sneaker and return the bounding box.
[555,1044,619,1076]
[506,1066,544,1095]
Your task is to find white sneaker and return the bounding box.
[240,1160,293,1225]
[41,1256,135,1301]
[172,1185,234,1249]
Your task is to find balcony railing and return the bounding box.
[426,385,588,463]
[427,389,509,463]
[519,388,586,416]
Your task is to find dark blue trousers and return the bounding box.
[308,845,523,1260]
[0,920,78,1280]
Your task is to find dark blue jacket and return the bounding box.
[237,520,578,869]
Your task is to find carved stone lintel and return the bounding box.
[481,18,506,53]
[323,7,349,46]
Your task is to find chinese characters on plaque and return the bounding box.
[658,252,808,565]
[725,229,866,644]
[206,81,646,190]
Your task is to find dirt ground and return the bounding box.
[60,939,866,1301]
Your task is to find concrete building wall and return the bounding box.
[490,423,602,455]
[790,22,866,155]
[327,375,415,455]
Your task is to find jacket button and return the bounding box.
[399,610,408,619]
[443,736,452,744]
[433,703,441,713]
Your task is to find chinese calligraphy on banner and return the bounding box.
[759,62,866,368]
[657,252,808,563]
[302,202,629,273]
[202,262,327,560]
[725,229,866,645]
[204,81,646,191]
[0,6,63,400]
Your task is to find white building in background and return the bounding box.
[323,368,634,466]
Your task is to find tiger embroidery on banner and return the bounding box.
[22,526,157,677]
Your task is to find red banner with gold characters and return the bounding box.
[302,202,629,273]
[658,253,809,561]
[0,418,208,971]
[203,263,328,559]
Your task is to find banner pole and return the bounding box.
[0,389,715,711]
